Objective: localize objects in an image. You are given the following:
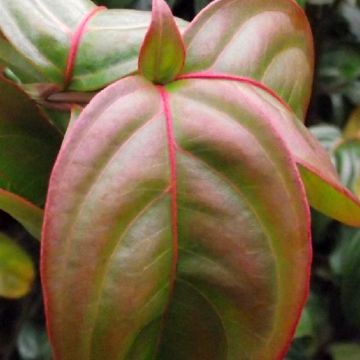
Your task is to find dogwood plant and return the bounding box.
[0,0,360,358]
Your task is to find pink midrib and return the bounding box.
[155,85,179,354]
[64,6,105,89]
[158,85,179,292]
[176,72,292,113]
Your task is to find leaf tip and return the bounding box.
[138,0,186,84]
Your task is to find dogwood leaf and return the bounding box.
[182,0,314,119]
[42,74,312,359]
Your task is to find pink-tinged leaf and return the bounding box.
[180,73,360,227]
[299,165,360,227]
[0,74,62,205]
[0,189,43,240]
[42,75,311,359]
[138,0,185,84]
[182,0,314,119]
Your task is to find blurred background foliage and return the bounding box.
[0,0,360,359]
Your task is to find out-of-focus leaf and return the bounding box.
[194,0,210,13]
[337,229,360,328]
[42,74,312,359]
[343,107,360,139]
[329,343,360,360]
[43,109,71,135]
[345,80,360,105]
[310,124,342,153]
[307,0,334,4]
[319,47,360,90]
[17,322,52,360]
[183,0,314,119]
[341,2,360,41]
[296,0,306,7]
[98,0,138,7]
[334,140,360,196]
[294,307,314,338]
[0,189,43,240]
[0,233,35,299]
[0,75,62,205]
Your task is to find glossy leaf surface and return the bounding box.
[0,0,187,91]
[0,233,35,299]
[182,0,314,119]
[42,75,311,359]
[0,75,61,205]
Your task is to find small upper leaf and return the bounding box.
[138,0,185,84]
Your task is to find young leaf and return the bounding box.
[0,233,35,299]
[138,0,185,84]
[42,75,311,359]
[0,189,43,240]
[182,0,314,120]
[0,75,61,205]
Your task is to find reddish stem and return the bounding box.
[176,72,292,112]
[64,6,106,89]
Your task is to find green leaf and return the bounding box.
[310,124,342,153]
[0,75,62,205]
[17,322,52,360]
[0,232,35,299]
[138,0,185,84]
[194,0,210,13]
[343,107,360,140]
[0,189,43,240]
[98,0,138,7]
[0,0,187,91]
[42,75,311,359]
[334,229,360,329]
[0,35,47,83]
[334,139,360,197]
[296,0,306,7]
[182,0,314,119]
[329,343,360,360]
[294,308,314,339]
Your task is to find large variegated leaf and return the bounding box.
[0,74,61,205]
[42,75,311,359]
[0,0,187,91]
[182,0,314,120]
